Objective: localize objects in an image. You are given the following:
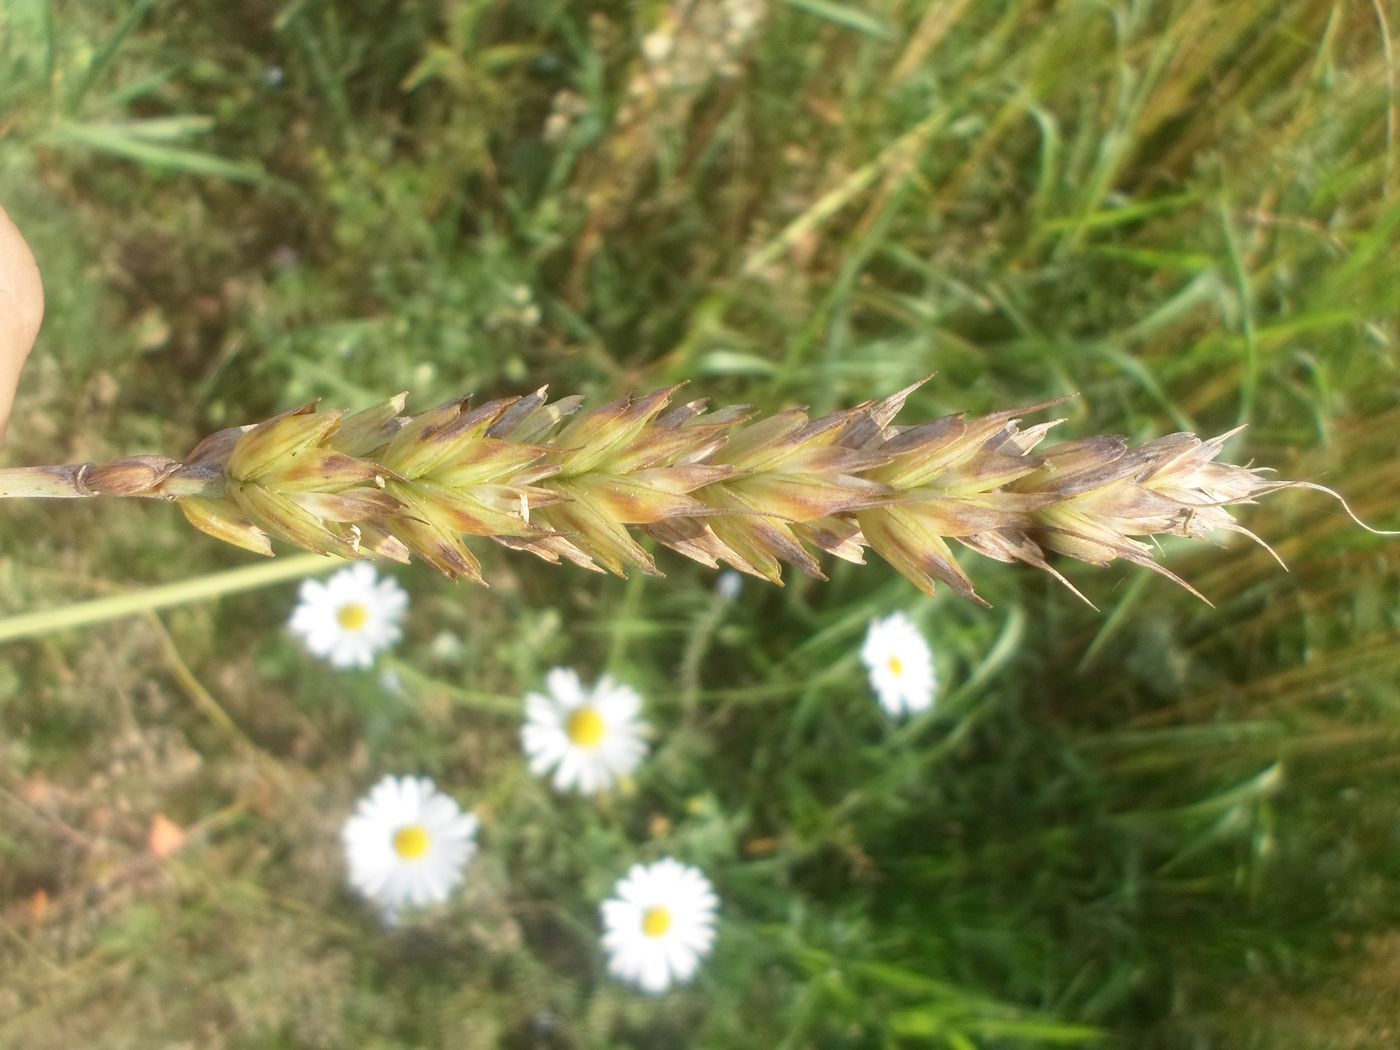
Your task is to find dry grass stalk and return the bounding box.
[0,382,1382,604]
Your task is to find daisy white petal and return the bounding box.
[860,612,937,717]
[521,669,649,795]
[340,774,479,921]
[715,570,743,601]
[600,858,719,994]
[288,564,408,670]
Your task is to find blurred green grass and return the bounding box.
[1,0,1398,1046]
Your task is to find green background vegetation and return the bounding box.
[1,0,1398,1045]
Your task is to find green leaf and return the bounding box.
[42,120,266,182]
[67,0,156,111]
[784,0,896,39]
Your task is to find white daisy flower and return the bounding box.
[288,562,408,669]
[860,611,937,717]
[521,668,649,795]
[601,858,719,994]
[341,775,479,919]
[715,570,744,602]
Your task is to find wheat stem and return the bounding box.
[0,461,222,500]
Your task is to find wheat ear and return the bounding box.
[0,382,1378,605]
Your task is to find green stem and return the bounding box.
[0,553,339,643]
[379,656,522,715]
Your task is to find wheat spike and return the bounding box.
[0,382,1367,604]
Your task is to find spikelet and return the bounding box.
[0,382,1375,605]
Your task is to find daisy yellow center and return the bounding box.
[337,603,369,631]
[641,906,672,938]
[887,655,904,677]
[566,706,607,749]
[392,824,432,860]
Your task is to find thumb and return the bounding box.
[0,204,45,444]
